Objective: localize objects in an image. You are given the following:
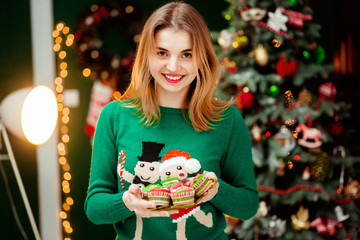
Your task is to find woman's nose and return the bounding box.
[166,57,178,72]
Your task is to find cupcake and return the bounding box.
[148,187,171,206]
[141,184,162,200]
[169,183,195,206]
[190,172,212,197]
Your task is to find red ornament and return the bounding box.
[296,123,322,148]
[276,55,298,77]
[279,7,312,28]
[327,121,343,136]
[318,82,336,102]
[236,91,255,109]
[310,217,342,236]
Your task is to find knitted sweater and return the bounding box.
[84,100,259,240]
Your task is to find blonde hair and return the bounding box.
[121,1,231,131]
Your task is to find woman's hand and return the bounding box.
[123,184,178,218]
[197,171,219,204]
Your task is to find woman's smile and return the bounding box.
[162,74,185,83]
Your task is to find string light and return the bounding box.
[53,22,74,240]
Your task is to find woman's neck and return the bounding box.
[156,91,189,109]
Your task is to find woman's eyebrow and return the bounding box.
[156,47,192,52]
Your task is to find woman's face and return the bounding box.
[149,28,197,106]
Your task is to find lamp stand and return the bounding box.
[0,122,41,240]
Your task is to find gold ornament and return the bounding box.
[298,88,312,106]
[249,44,269,66]
[344,178,360,199]
[291,206,310,231]
[310,148,330,182]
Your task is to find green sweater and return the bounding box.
[85,100,259,240]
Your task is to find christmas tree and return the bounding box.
[212,0,360,239]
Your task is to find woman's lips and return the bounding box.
[162,74,184,83]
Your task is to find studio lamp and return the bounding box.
[0,85,58,240]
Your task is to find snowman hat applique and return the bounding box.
[160,150,201,174]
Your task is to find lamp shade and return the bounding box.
[0,86,58,145]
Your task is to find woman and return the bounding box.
[84,2,259,240]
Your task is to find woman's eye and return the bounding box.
[177,166,182,170]
[166,171,171,176]
[182,53,192,59]
[149,167,155,171]
[157,51,167,57]
[140,163,145,167]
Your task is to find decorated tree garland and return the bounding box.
[74,2,146,93]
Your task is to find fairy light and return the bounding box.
[53,22,74,239]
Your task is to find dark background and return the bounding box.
[0,0,358,239]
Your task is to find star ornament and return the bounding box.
[267,8,288,32]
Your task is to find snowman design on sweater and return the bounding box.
[120,141,164,189]
[118,144,213,240]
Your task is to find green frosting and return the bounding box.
[160,177,179,187]
[191,173,205,187]
[142,184,162,193]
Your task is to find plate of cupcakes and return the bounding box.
[141,172,217,210]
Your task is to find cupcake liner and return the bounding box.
[193,177,212,197]
[148,190,170,206]
[170,190,195,206]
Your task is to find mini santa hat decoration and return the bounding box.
[160,150,201,174]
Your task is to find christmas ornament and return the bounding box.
[291,206,310,231]
[251,124,262,142]
[334,205,350,222]
[318,82,336,102]
[274,125,296,152]
[232,33,249,49]
[279,7,312,28]
[249,44,269,66]
[240,8,267,21]
[284,118,298,139]
[344,178,360,199]
[276,55,298,77]
[314,45,326,64]
[268,215,286,237]
[218,29,235,49]
[272,39,281,48]
[267,8,288,32]
[298,88,312,106]
[333,146,346,193]
[302,166,311,180]
[327,120,343,136]
[236,91,255,110]
[221,57,238,73]
[268,85,280,97]
[310,217,342,236]
[256,200,268,217]
[84,81,113,139]
[284,90,297,109]
[302,50,311,60]
[296,123,322,148]
[310,149,330,182]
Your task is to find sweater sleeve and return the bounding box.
[84,102,134,224]
[210,107,259,220]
